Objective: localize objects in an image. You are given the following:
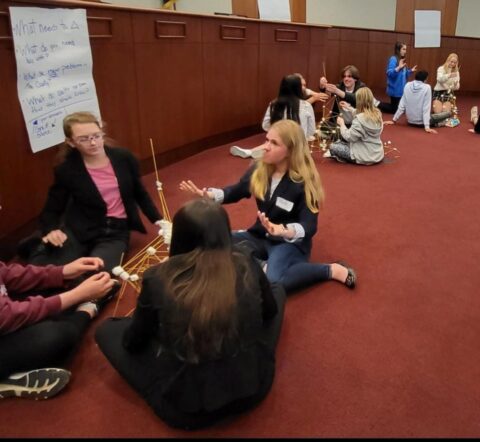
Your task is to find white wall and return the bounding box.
[306,0,396,31]
[456,0,480,38]
[105,0,162,9]
[174,0,232,15]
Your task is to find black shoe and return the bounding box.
[0,368,71,400]
[335,261,357,290]
[94,279,121,311]
[16,235,44,261]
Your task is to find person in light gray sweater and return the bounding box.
[386,71,450,134]
[326,87,384,165]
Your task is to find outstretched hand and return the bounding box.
[179,180,213,199]
[63,257,104,279]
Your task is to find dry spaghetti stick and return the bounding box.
[150,138,160,184]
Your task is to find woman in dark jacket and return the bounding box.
[27,112,162,273]
[95,198,286,430]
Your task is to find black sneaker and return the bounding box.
[0,368,71,400]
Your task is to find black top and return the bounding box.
[122,248,279,414]
[39,146,161,242]
[222,167,318,255]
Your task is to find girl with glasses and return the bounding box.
[23,112,162,279]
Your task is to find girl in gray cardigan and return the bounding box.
[327,87,384,165]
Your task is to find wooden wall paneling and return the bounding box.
[307,27,328,91]
[455,38,480,92]
[87,9,142,159]
[258,22,311,121]
[337,28,369,82]
[395,0,415,33]
[367,31,399,90]
[132,12,205,162]
[289,0,306,23]
[231,0,258,19]
[202,18,260,136]
[324,29,340,86]
[442,0,459,36]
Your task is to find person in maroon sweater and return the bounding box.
[0,241,114,400]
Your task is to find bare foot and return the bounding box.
[330,263,348,283]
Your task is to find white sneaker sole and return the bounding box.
[0,368,71,400]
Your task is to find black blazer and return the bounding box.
[40,146,161,242]
[222,167,318,255]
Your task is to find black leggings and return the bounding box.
[29,226,129,275]
[95,284,286,429]
[0,311,91,380]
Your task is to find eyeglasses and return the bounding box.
[73,132,104,144]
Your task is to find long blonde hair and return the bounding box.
[250,120,324,213]
[443,53,459,72]
[356,87,383,125]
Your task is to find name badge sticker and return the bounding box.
[275,196,294,212]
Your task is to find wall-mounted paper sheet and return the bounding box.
[9,7,101,153]
[414,10,441,48]
[258,0,291,22]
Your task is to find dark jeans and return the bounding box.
[95,284,286,430]
[378,96,401,114]
[0,311,91,379]
[29,224,129,274]
[232,231,331,294]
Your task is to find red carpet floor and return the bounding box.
[1,97,480,437]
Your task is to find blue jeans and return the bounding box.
[233,231,331,294]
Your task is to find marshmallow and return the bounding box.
[112,266,124,276]
[147,247,156,255]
